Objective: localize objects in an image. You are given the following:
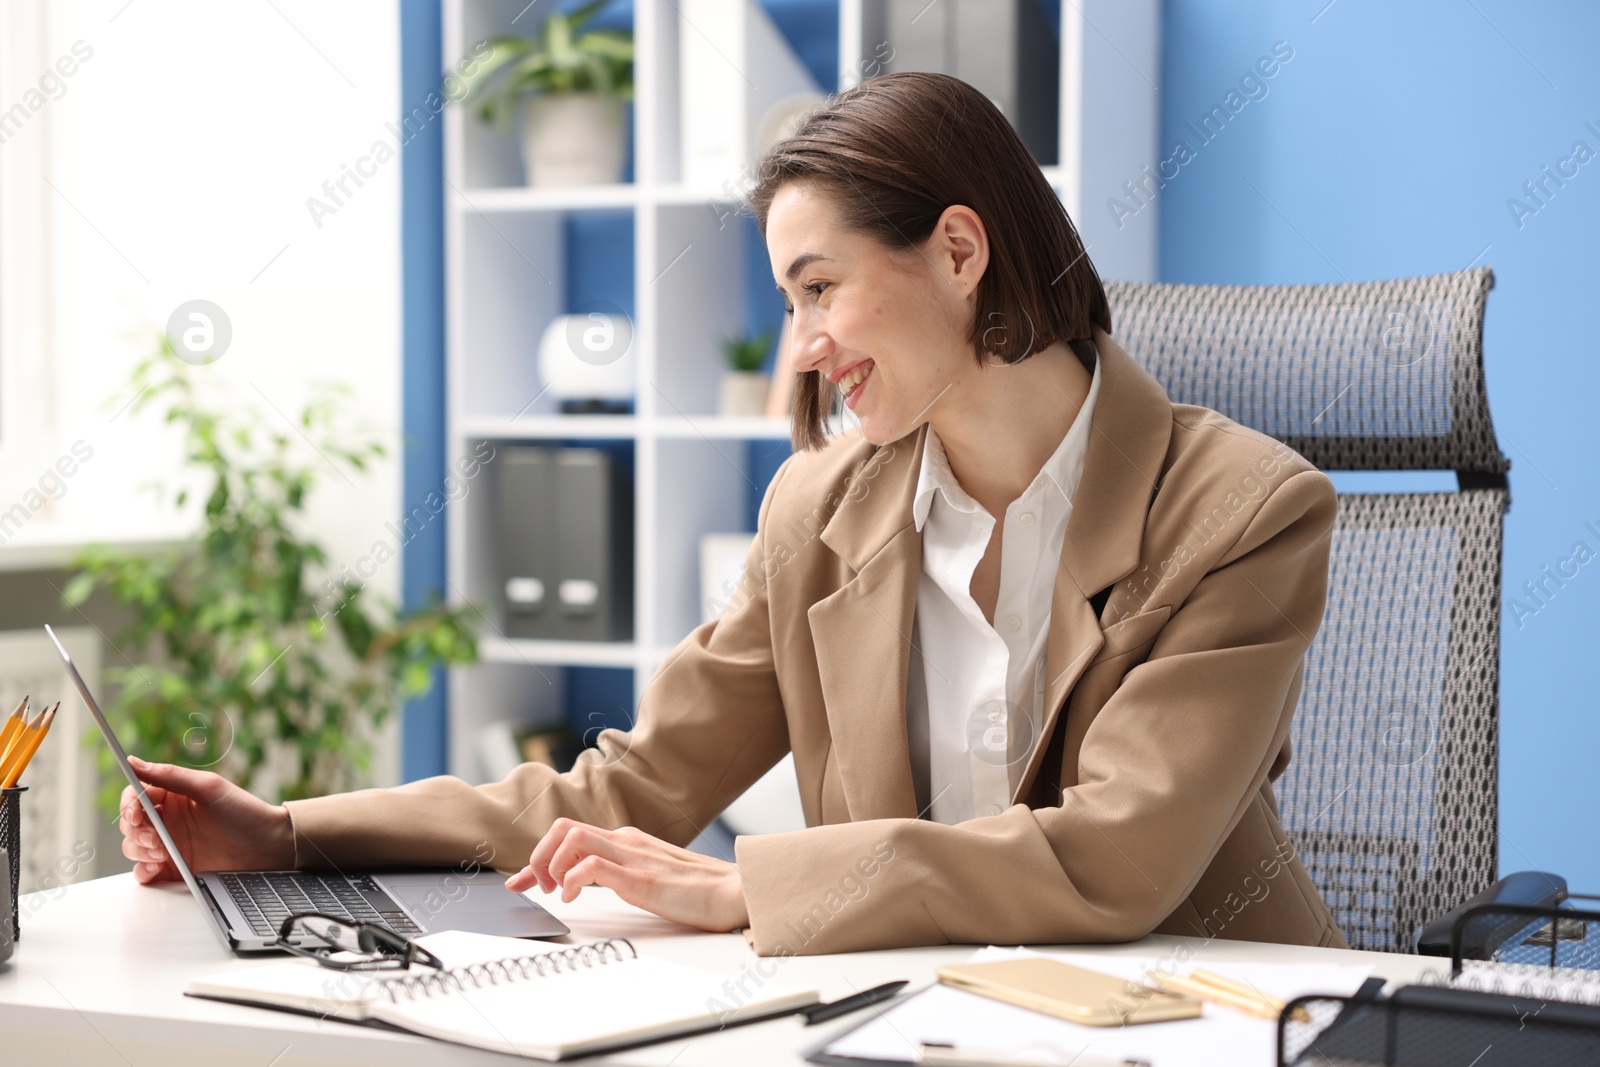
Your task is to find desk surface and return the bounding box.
[2,874,1446,1066]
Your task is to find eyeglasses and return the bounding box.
[275,912,445,972]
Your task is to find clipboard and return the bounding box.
[801,987,924,1066]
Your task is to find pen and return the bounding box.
[802,980,909,1025]
[918,1043,1149,1067]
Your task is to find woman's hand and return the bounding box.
[505,819,750,932]
[119,756,296,884]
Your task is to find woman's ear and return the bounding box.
[930,204,989,298]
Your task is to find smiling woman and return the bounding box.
[746,72,1108,454]
[116,71,1348,959]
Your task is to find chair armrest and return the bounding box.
[1416,870,1568,957]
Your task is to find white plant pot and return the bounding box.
[718,372,770,417]
[520,93,626,187]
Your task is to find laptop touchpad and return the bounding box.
[376,872,569,939]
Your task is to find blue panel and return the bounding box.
[742,213,786,368]
[1160,0,1600,888]
[565,210,636,320]
[746,438,794,531]
[398,0,448,781]
[759,0,839,91]
[566,666,637,744]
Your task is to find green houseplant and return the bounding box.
[460,0,635,187]
[717,329,775,417]
[65,335,479,816]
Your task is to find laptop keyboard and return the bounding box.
[219,872,423,940]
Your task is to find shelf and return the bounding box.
[451,183,641,213]
[458,415,816,441]
[653,415,793,439]
[652,183,747,207]
[480,637,638,669]
[461,415,640,440]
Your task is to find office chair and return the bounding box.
[1106,267,1550,955]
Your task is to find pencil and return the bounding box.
[1148,971,1282,1020]
[0,705,41,781]
[0,697,27,764]
[0,707,38,782]
[1,705,55,788]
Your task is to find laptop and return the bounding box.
[46,624,570,953]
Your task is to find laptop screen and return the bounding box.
[44,625,216,917]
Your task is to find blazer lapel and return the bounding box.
[808,425,926,821]
[1011,331,1174,802]
[808,330,1174,817]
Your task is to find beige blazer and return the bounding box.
[285,330,1350,956]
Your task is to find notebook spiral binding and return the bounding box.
[1415,961,1600,1007]
[367,937,638,1003]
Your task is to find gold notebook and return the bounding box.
[937,956,1201,1027]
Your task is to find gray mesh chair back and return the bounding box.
[1105,268,1509,954]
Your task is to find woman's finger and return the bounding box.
[521,817,581,893]
[119,783,164,829]
[510,817,584,893]
[132,860,166,885]
[120,831,165,864]
[546,825,636,891]
[561,854,649,905]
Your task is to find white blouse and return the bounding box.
[905,353,1103,824]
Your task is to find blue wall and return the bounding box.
[1159,1,1600,887]
[398,0,448,781]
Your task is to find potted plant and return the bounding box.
[460,1,634,188]
[718,329,774,417]
[65,335,480,813]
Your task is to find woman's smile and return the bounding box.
[835,359,875,408]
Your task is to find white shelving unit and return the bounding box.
[440,0,1159,781]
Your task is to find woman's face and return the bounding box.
[766,181,984,446]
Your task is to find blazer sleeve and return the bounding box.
[734,468,1336,955]
[282,458,798,874]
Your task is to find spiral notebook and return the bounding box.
[1439,960,1600,1004]
[186,930,819,1060]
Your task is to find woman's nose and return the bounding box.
[788,313,834,373]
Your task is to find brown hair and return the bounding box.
[746,71,1110,452]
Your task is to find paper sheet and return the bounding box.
[822,946,1372,1066]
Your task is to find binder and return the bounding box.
[679,0,821,193]
[552,448,633,642]
[495,446,633,642]
[497,447,556,639]
[883,0,1059,165]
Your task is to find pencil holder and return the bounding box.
[0,786,23,943]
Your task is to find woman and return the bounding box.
[119,73,1348,955]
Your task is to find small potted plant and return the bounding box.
[460,1,634,188]
[718,329,774,417]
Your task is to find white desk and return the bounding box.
[1,874,1444,1066]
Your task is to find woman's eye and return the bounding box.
[782,282,827,316]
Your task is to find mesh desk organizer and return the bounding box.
[1277,895,1600,1065]
[1106,268,1513,955]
